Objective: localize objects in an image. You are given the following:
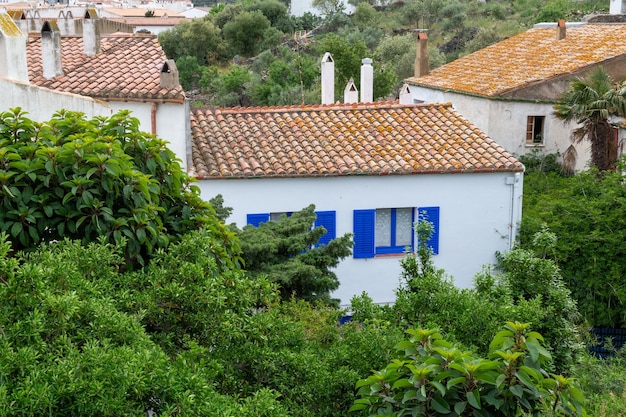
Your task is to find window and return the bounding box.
[353,206,440,258]
[526,116,545,145]
[246,210,336,247]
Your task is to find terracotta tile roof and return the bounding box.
[406,24,626,97]
[190,102,523,179]
[26,34,185,102]
[107,17,192,27]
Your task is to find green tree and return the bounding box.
[312,0,345,17]
[353,2,378,31]
[0,108,236,267]
[520,164,626,327]
[237,205,353,305]
[158,18,227,63]
[554,67,626,171]
[223,11,271,57]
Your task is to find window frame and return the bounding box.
[526,115,545,146]
[374,208,415,255]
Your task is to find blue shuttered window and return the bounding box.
[353,207,440,258]
[353,209,375,258]
[418,206,440,255]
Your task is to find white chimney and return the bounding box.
[360,58,373,103]
[160,59,179,88]
[0,13,29,83]
[610,0,626,14]
[344,78,358,104]
[399,84,412,104]
[83,8,101,56]
[58,10,76,36]
[321,52,334,105]
[41,21,63,80]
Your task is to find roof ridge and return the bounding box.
[192,101,453,114]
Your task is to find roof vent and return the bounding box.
[344,78,358,104]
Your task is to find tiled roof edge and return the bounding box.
[194,166,525,180]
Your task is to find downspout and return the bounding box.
[506,172,522,249]
[151,102,157,135]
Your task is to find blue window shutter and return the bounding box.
[418,206,440,254]
[353,209,375,258]
[247,213,269,227]
[314,211,336,247]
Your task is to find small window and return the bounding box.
[526,116,545,145]
[375,208,414,255]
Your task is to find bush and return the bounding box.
[351,322,585,417]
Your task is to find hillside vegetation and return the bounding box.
[159,0,605,106]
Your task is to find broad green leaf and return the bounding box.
[430,397,451,414]
[467,390,481,409]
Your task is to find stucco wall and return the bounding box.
[1,77,112,121]
[409,86,590,171]
[198,171,523,306]
[108,100,189,169]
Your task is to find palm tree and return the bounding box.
[554,67,626,172]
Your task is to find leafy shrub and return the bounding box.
[351,322,585,417]
[0,109,236,267]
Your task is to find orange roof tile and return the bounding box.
[26,34,185,102]
[190,102,523,179]
[406,24,626,97]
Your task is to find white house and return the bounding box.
[189,98,524,306]
[405,19,626,171]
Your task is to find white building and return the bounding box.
[405,20,626,171]
[189,63,524,304]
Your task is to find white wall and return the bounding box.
[1,77,112,121]
[108,100,189,169]
[198,171,523,306]
[409,85,590,170]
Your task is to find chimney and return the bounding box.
[344,78,358,103]
[399,84,412,104]
[160,59,180,88]
[83,8,100,56]
[0,13,29,82]
[556,19,566,40]
[8,10,28,35]
[610,0,626,14]
[414,32,429,77]
[58,10,76,36]
[360,58,373,103]
[321,52,334,105]
[41,21,63,80]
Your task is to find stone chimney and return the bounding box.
[414,32,429,78]
[344,78,358,104]
[360,58,373,103]
[399,84,412,104]
[41,21,63,80]
[83,8,100,56]
[321,52,334,105]
[160,59,180,88]
[556,19,566,40]
[0,13,29,82]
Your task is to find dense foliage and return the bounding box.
[351,221,582,374]
[351,323,584,417]
[0,109,235,267]
[520,159,626,328]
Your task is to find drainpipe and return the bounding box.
[505,172,522,249]
[151,102,157,135]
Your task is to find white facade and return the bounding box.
[409,86,591,171]
[108,100,189,168]
[1,78,112,120]
[198,171,523,306]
